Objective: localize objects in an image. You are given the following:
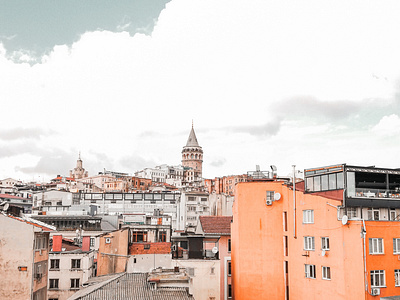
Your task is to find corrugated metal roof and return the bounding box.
[68,273,195,300]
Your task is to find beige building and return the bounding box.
[48,236,96,300]
[0,213,55,300]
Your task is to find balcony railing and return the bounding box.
[350,188,400,199]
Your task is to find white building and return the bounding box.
[48,235,96,300]
[77,192,181,230]
[177,191,211,231]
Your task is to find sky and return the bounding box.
[1,0,400,182]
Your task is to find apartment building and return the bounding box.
[48,235,96,300]
[195,216,233,300]
[76,192,180,229]
[97,213,173,276]
[232,164,400,300]
[0,212,55,300]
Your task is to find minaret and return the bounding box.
[182,122,203,183]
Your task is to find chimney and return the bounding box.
[82,236,91,252]
[53,235,62,252]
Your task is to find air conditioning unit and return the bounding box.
[371,288,380,296]
[266,199,273,206]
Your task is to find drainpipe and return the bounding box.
[362,219,368,296]
[293,165,297,239]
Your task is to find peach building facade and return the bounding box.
[232,164,400,299]
[0,213,54,300]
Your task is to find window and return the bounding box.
[396,270,400,286]
[210,267,215,275]
[50,259,60,270]
[228,261,231,276]
[131,231,148,243]
[368,208,380,220]
[393,238,400,254]
[71,259,81,269]
[228,284,232,299]
[228,239,231,252]
[303,210,314,224]
[49,279,59,289]
[346,207,358,219]
[283,211,288,231]
[304,236,315,251]
[70,278,80,289]
[266,191,274,201]
[305,264,316,278]
[321,237,330,251]
[322,266,331,280]
[90,237,95,247]
[369,238,384,254]
[159,231,166,242]
[370,270,385,287]
[390,209,398,221]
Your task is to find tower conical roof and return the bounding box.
[185,125,200,147]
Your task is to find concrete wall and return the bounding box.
[175,259,220,300]
[126,254,172,273]
[48,251,95,300]
[0,215,34,299]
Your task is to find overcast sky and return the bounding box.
[1,0,400,182]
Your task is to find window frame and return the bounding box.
[322,266,331,280]
[70,278,80,289]
[50,259,60,270]
[49,278,59,289]
[396,269,400,287]
[303,210,314,224]
[370,270,385,288]
[304,236,315,251]
[71,259,81,269]
[394,238,400,254]
[321,237,330,251]
[369,238,384,255]
[305,264,316,279]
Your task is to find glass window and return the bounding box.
[395,270,400,286]
[304,236,315,251]
[50,259,59,270]
[393,238,400,254]
[305,264,316,278]
[337,172,344,189]
[314,176,321,192]
[328,174,337,190]
[321,175,329,191]
[322,266,331,280]
[369,238,384,254]
[370,270,385,287]
[303,210,314,224]
[321,237,330,250]
[346,172,356,197]
[306,177,314,192]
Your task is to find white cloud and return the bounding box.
[372,114,400,137]
[2,0,400,180]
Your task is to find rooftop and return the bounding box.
[199,216,232,235]
[68,273,194,300]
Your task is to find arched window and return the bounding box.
[191,154,194,159]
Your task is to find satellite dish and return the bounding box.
[2,203,9,212]
[342,215,348,225]
[321,249,326,257]
[274,193,281,201]
[212,247,218,254]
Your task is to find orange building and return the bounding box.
[232,164,400,299]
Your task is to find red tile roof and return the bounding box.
[199,216,232,235]
[0,193,28,200]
